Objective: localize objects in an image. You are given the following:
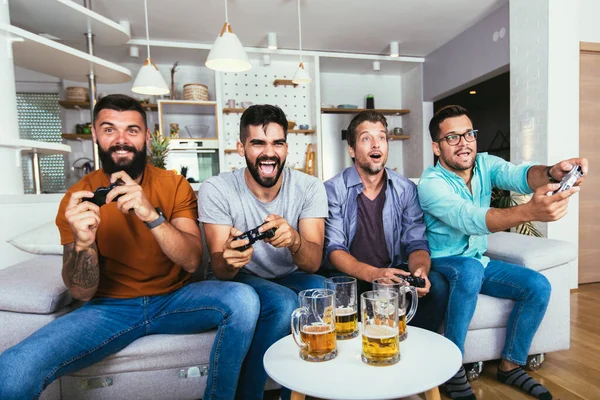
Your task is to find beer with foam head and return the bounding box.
[326,276,359,339]
[335,307,358,337]
[300,323,337,359]
[361,324,400,365]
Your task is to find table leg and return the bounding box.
[424,386,441,400]
[291,391,306,400]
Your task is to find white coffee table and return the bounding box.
[263,326,461,400]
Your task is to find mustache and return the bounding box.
[256,155,280,164]
[109,144,138,153]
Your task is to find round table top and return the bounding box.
[263,326,461,400]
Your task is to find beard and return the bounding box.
[356,153,387,175]
[245,154,286,188]
[440,148,475,171]
[98,143,147,180]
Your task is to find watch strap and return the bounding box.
[145,207,166,229]
[546,165,560,183]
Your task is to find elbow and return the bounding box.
[69,287,95,302]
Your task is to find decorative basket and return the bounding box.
[183,83,209,101]
[65,86,89,102]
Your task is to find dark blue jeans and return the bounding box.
[0,281,260,400]
[431,256,551,365]
[231,270,325,400]
[319,267,449,333]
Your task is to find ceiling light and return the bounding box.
[206,0,251,72]
[390,41,399,57]
[129,45,139,58]
[268,32,278,50]
[373,61,380,71]
[292,0,311,84]
[469,90,477,95]
[132,0,169,95]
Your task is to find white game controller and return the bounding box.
[553,165,583,194]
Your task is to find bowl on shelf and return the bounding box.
[241,101,253,108]
[337,104,358,109]
[298,124,309,130]
[183,83,208,101]
[185,125,210,138]
[287,120,296,130]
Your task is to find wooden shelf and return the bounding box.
[62,133,93,140]
[223,107,246,114]
[224,149,238,154]
[289,129,316,134]
[0,23,131,83]
[9,0,130,46]
[59,101,157,110]
[388,135,410,140]
[273,79,298,88]
[321,108,410,116]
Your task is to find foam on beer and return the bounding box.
[363,324,397,338]
[336,307,356,316]
[301,323,334,334]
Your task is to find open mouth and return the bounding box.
[369,153,383,160]
[258,160,278,177]
[455,149,471,159]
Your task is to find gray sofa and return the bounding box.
[0,232,575,399]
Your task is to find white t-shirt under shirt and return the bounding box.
[198,167,328,279]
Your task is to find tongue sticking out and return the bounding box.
[260,163,276,176]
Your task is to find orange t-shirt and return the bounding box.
[56,164,198,299]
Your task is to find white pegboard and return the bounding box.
[220,62,317,173]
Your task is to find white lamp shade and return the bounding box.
[292,62,311,84]
[206,23,251,72]
[132,58,170,95]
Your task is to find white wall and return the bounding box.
[401,65,424,179]
[580,0,600,43]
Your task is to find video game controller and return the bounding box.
[82,179,125,207]
[395,274,426,288]
[553,165,583,194]
[236,223,277,251]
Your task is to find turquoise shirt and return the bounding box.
[417,153,534,266]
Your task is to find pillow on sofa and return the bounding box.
[7,221,63,255]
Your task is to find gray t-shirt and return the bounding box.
[198,167,328,278]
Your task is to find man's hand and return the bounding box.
[548,158,588,186]
[526,183,578,222]
[411,267,431,298]
[369,267,410,284]
[223,227,254,269]
[65,190,101,251]
[260,214,301,252]
[106,171,157,223]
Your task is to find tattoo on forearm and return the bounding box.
[63,243,100,289]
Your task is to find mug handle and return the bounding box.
[291,307,309,350]
[404,286,419,323]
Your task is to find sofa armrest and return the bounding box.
[485,232,576,272]
[0,255,72,314]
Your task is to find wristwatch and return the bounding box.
[145,207,166,229]
[546,165,560,183]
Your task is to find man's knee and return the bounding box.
[433,257,484,294]
[526,273,551,306]
[223,283,261,327]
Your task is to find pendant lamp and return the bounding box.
[132,0,170,95]
[292,0,311,84]
[206,0,251,72]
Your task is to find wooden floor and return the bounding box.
[440,283,600,400]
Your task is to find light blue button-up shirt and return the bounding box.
[417,153,533,266]
[323,166,430,270]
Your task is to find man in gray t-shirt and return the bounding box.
[199,104,327,400]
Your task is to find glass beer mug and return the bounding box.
[360,290,400,365]
[325,276,359,339]
[372,277,418,341]
[291,289,338,362]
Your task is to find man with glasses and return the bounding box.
[418,105,587,400]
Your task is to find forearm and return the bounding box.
[329,250,379,282]
[151,222,202,273]
[407,250,431,275]
[527,165,552,191]
[62,242,100,301]
[485,205,531,233]
[291,233,323,273]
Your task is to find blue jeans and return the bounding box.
[319,267,449,333]
[231,270,325,400]
[431,256,551,365]
[0,281,260,400]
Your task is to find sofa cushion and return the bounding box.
[485,231,576,272]
[468,294,513,330]
[7,221,62,255]
[0,255,71,314]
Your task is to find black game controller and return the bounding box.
[395,274,426,288]
[236,223,277,251]
[83,179,125,207]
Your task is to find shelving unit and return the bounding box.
[290,129,316,134]
[388,135,410,140]
[59,101,157,111]
[61,134,93,140]
[273,79,298,88]
[223,107,247,114]
[224,149,238,154]
[321,108,410,116]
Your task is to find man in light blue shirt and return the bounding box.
[323,110,449,333]
[418,105,587,400]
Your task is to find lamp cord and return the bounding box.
[297,0,302,62]
[143,0,151,59]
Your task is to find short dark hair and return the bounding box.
[239,104,288,143]
[346,110,388,148]
[429,105,469,141]
[93,94,147,129]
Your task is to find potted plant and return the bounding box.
[491,188,542,237]
[149,124,170,169]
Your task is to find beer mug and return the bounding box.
[372,277,418,341]
[360,290,400,365]
[325,276,359,339]
[291,289,338,362]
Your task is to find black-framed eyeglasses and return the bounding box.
[436,130,478,146]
